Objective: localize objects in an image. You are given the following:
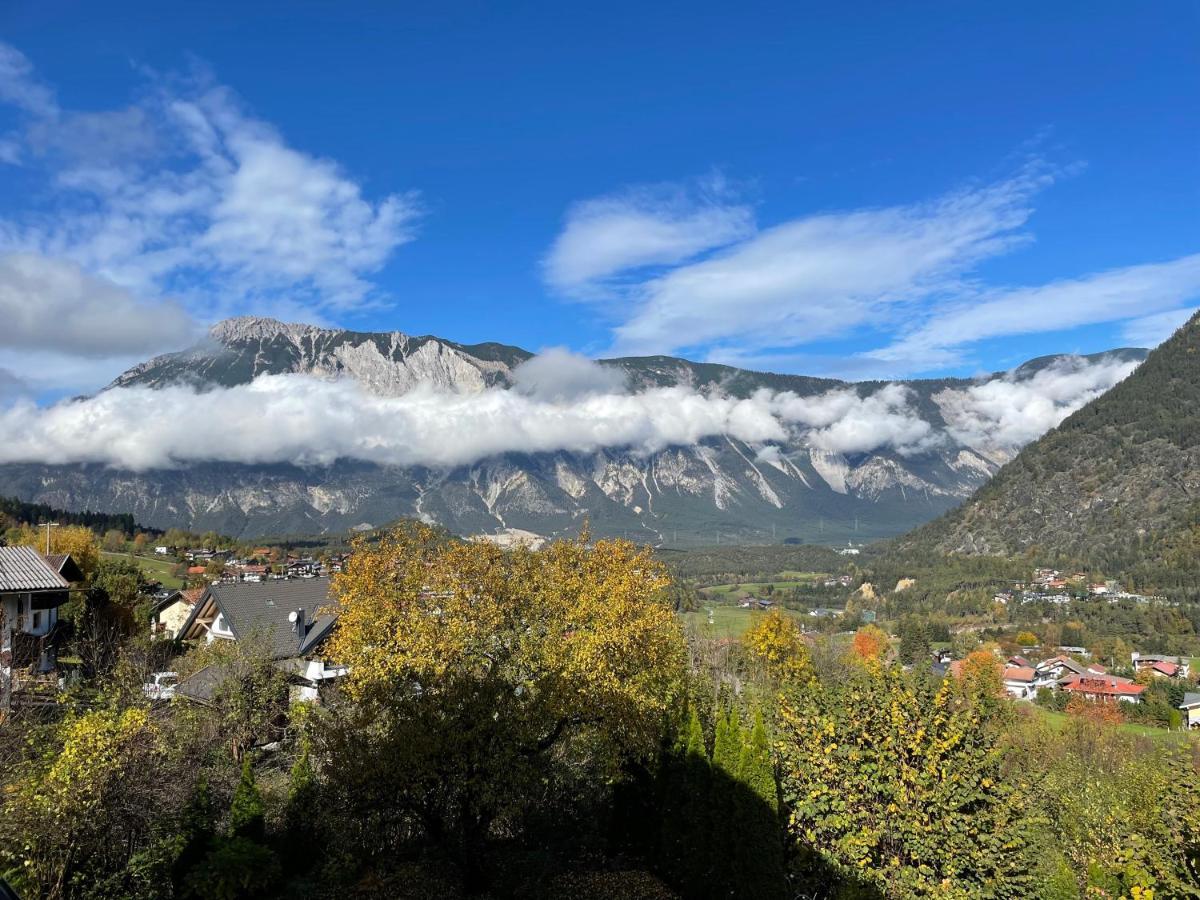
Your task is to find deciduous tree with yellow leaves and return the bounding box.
[319,524,687,889]
[777,663,1036,898]
[742,609,813,683]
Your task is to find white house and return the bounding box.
[1002,666,1036,699]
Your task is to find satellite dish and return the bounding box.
[288,610,298,623]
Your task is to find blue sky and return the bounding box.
[0,0,1197,398]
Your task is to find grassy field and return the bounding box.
[1029,705,1195,743]
[101,550,184,589]
[698,573,829,602]
[682,604,808,640]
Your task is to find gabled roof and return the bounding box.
[178,577,338,660]
[1003,666,1036,683]
[1037,656,1088,675]
[150,586,203,615]
[1180,692,1200,710]
[0,546,71,592]
[1150,660,1179,676]
[44,554,84,582]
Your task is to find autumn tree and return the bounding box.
[850,623,889,663]
[0,707,159,898]
[12,523,100,581]
[319,524,686,888]
[101,529,127,552]
[777,664,1036,898]
[742,609,813,682]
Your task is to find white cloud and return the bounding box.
[0,253,198,357]
[0,43,420,325]
[0,43,57,117]
[936,355,1140,451]
[568,165,1054,357]
[1120,306,1196,347]
[0,355,1130,471]
[766,384,941,456]
[511,348,628,401]
[0,376,787,470]
[873,255,1200,367]
[543,179,755,296]
[547,163,1200,378]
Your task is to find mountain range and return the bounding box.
[899,311,1200,585]
[0,317,1147,542]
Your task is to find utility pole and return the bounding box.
[40,522,59,555]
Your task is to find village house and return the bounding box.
[0,547,83,710]
[1002,665,1036,699]
[1131,653,1191,679]
[176,578,344,702]
[1059,674,1145,704]
[734,600,772,614]
[1180,693,1200,729]
[149,587,204,640]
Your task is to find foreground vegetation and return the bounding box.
[2,525,1198,898]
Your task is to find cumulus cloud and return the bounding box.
[542,178,755,296]
[0,253,198,357]
[768,384,941,456]
[0,355,1133,471]
[511,348,628,401]
[0,42,419,322]
[936,355,1140,451]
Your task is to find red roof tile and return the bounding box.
[1060,675,1145,697]
[1003,666,1036,682]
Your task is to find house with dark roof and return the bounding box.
[0,547,83,709]
[1034,655,1090,688]
[176,578,343,702]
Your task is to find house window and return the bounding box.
[18,595,29,628]
[32,610,43,631]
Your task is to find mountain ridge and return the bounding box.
[0,317,1149,542]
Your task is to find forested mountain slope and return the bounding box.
[899,311,1200,585]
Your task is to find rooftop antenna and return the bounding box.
[39,522,59,555]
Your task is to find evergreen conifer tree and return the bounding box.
[228,757,266,843]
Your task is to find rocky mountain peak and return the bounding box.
[207,316,377,346]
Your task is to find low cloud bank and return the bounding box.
[0,355,1137,472]
[937,355,1141,451]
